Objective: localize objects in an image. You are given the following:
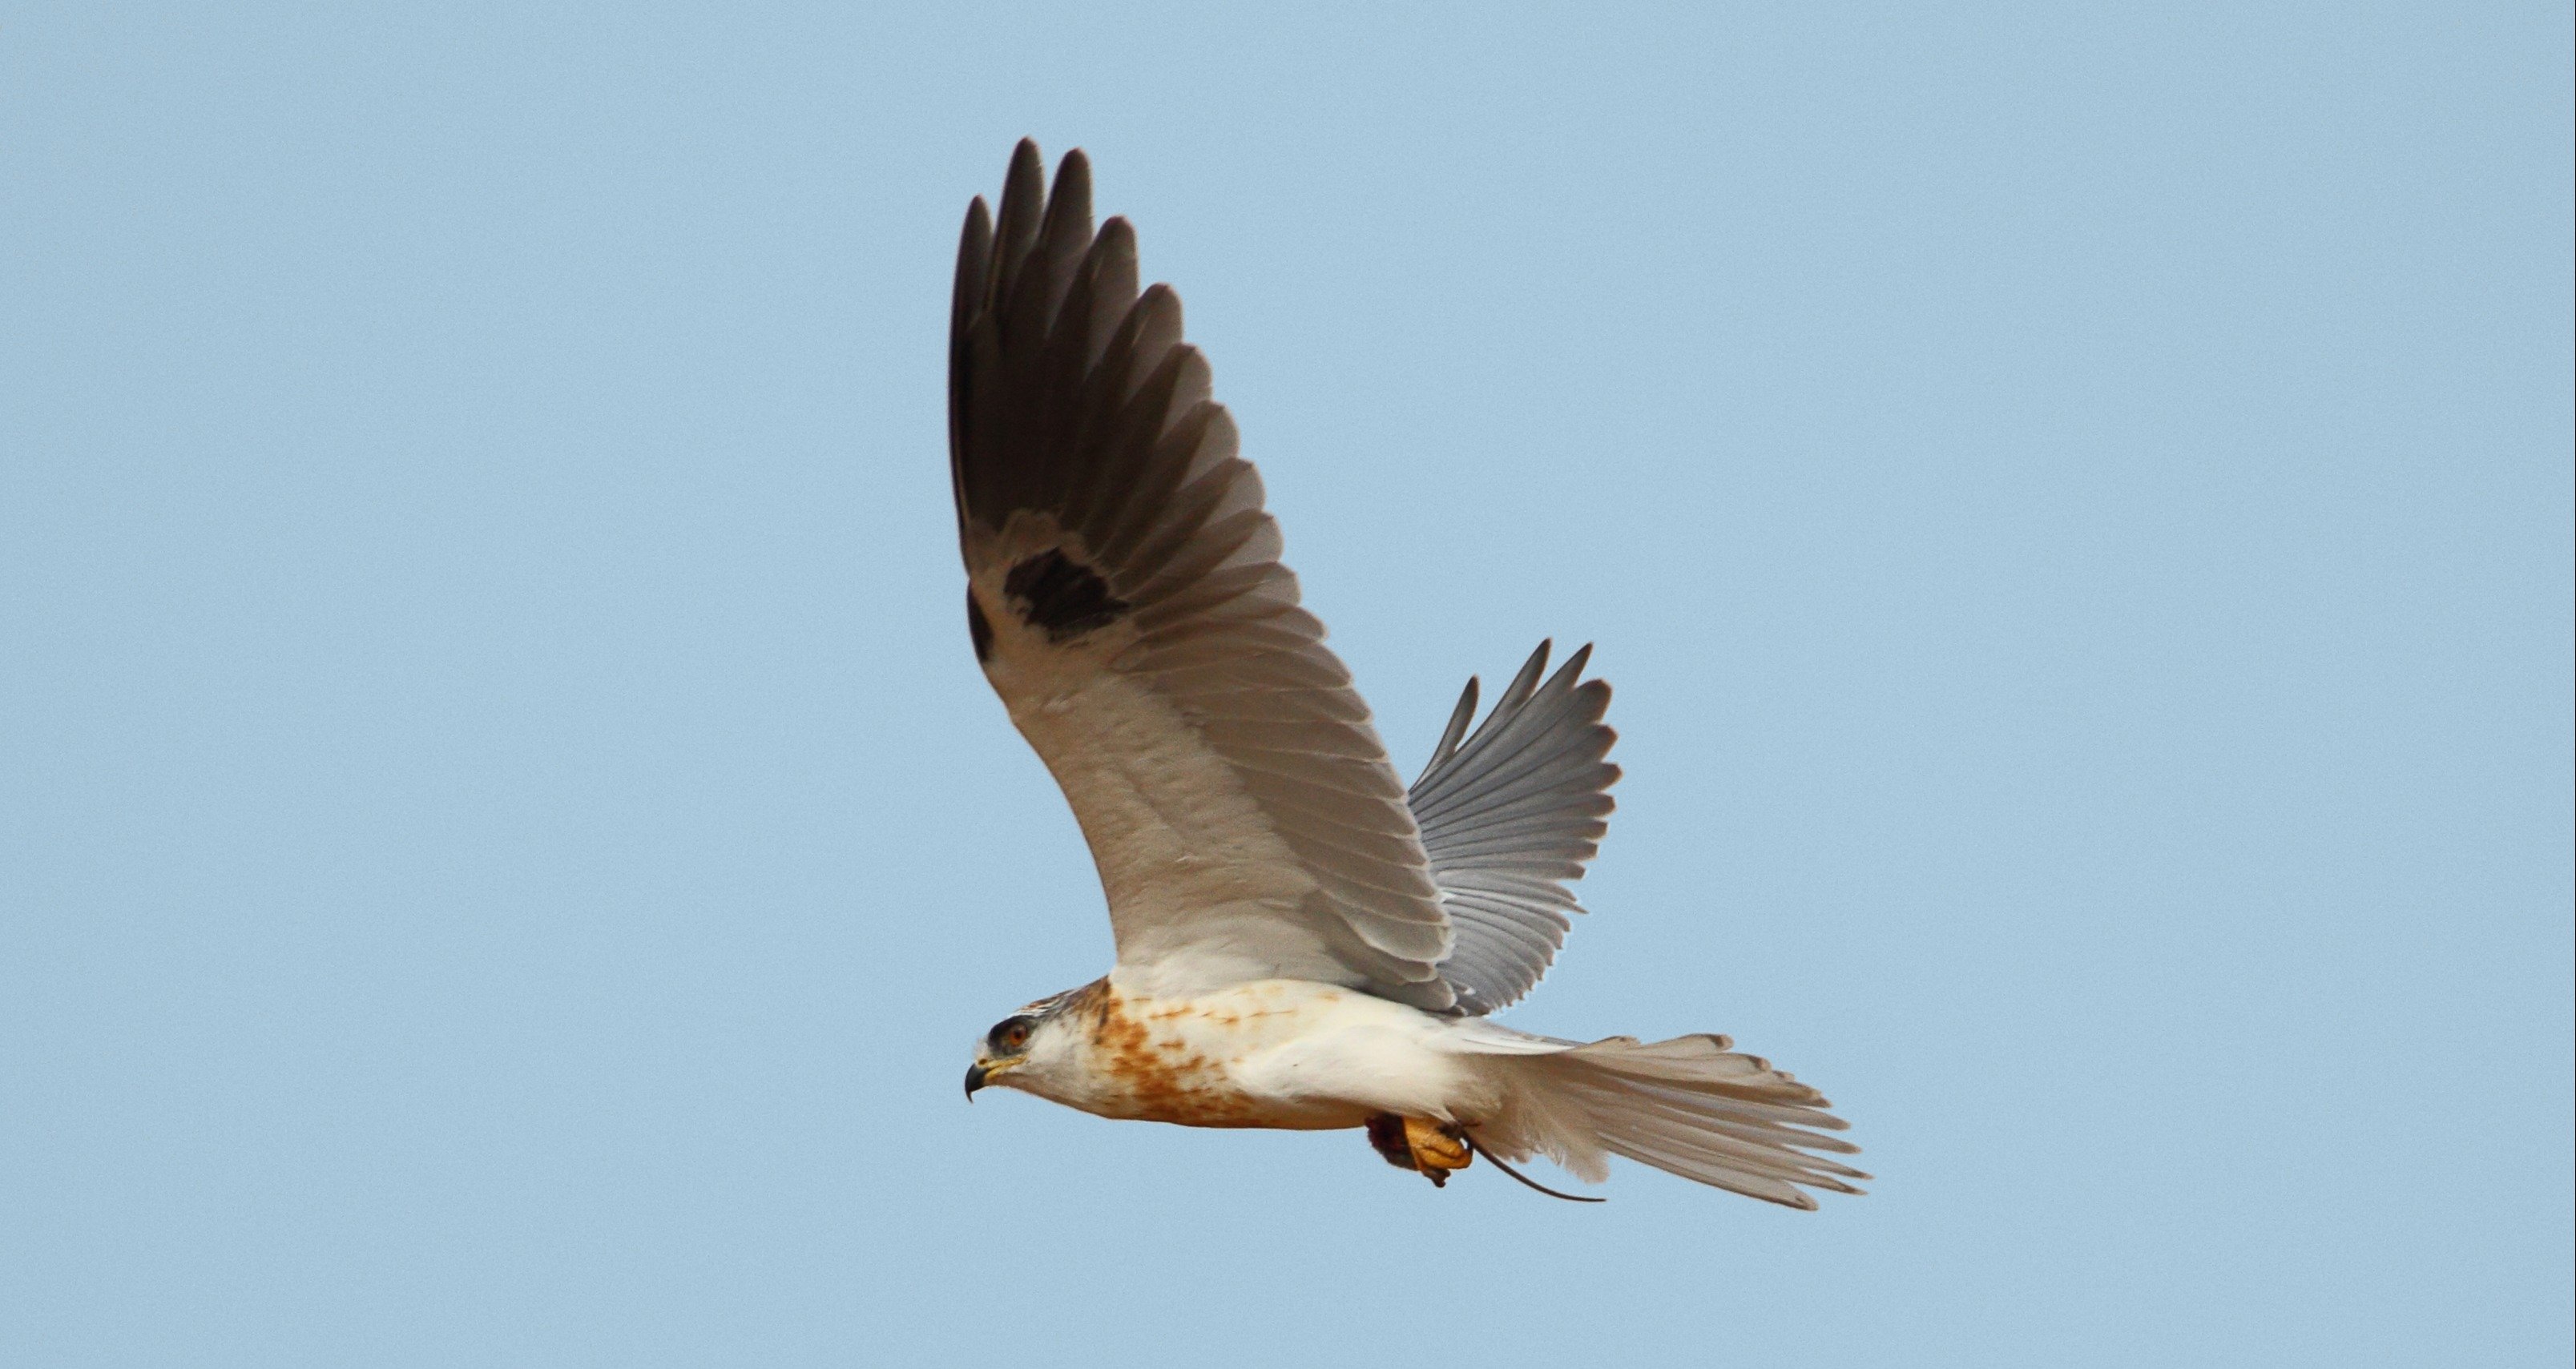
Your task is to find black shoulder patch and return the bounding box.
[1004,549,1130,642]
[965,588,994,662]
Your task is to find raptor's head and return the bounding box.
[963,982,1095,1101]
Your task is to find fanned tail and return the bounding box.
[1468,1029,1867,1209]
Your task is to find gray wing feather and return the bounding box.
[1409,641,1620,1014]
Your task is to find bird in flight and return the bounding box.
[950,140,1864,1206]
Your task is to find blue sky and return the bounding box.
[4,5,2569,1366]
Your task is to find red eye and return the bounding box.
[1003,1023,1030,1049]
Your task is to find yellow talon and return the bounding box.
[1366,1113,1473,1186]
[1405,1116,1471,1178]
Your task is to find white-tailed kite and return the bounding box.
[952,141,1864,1206]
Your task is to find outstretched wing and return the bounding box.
[949,141,1454,1009]
[1409,642,1620,1014]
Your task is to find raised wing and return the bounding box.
[950,141,1454,1009]
[1409,642,1620,1014]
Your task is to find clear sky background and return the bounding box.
[4,5,2569,1366]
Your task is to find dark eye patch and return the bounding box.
[987,1017,1034,1052]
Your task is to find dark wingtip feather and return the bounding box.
[1135,280,1184,331]
[1009,136,1044,179]
[994,139,1049,276]
[1040,148,1094,251]
[953,196,994,320]
[1052,146,1092,200]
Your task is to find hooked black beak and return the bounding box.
[964,1063,987,1100]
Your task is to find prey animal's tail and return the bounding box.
[1464,1027,1867,1208]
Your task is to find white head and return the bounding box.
[961,980,1100,1105]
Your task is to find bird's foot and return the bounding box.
[1406,1117,1473,1186]
[1364,1113,1473,1187]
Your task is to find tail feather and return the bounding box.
[1584,1086,1864,1156]
[1469,1030,1867,1209]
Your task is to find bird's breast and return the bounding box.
[1061,981,1383,1130]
